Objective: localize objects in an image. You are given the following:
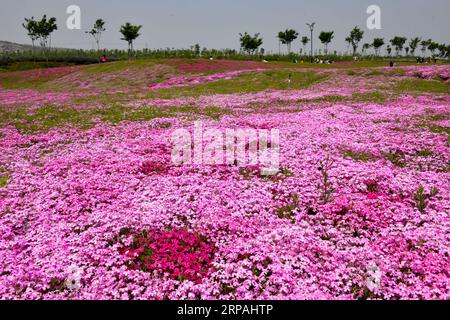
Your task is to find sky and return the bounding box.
[1,0,450,54]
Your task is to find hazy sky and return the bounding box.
[2,0,450,53]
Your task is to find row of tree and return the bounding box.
[23,16,142,60]
[240,26,450,59]
[22,16,449,61]
[22,15,57,61]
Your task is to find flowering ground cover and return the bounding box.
[0,59,449,300]
[163,59,271,73]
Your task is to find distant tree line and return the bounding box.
[18,15,450,64]
[239,25,449,59]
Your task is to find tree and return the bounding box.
[318,31,334,54]
[347,26,364,56]
[301,36,310,55]
[277,29,298,54]
[120,22,142,57]
[372,38,384,56]
[194,44,201,55]
[390,36,407,56]
[386,45,392,56]
[345,37,352,51]
[22,17,39,57]
[420,39,431,56]
[87,19,106,54]
[239,32,263,54]
[26,15,57,64]
[409,37,421,57]
[36,15,57,53]
[437,44,448,58]
[427,41,439,57]
[362,43,371,55]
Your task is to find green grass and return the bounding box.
[0,61,74,72]
[269,60,419,70]
[307,91,388,104]
[0,73,62,90]
[414,112,450,143]
[416,150,434,157]
[343,149,378,162]
[0,103,233,133]
[422,111,450,122]
[395,79,450,94]
[0,175,8,188]
[425,124,450,144]
[80,59,157,74]
[146,70,325,98]
[93,105,169,124]
[351,91,387,103]
[384,150,407,168]
[0,105,90,132]
[245,90,389,110]
[365,68,406,77]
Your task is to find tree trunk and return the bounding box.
[32,39,36,63]
[96,41,101,63]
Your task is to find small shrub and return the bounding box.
[275,193,299,222]
[413,185,439,214]
[317,156,335,204]
[384,149,406,168]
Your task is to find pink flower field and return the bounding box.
[0,60,449,300]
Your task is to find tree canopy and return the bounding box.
[277,29,299,54]
[372,38,385,56]
[347,26,364,55]
[87,19,106,52]
[318,31,334,54]
[120,22,142,56]
[390,36,407,56]
[408,37,421,56]
[239,32,263,54]
[22,15,57,60]
[22,17,39,47]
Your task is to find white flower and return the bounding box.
[366,262,382,292]
[65,265,82,291]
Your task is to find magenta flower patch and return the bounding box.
[140,160,169,175]
[119,228,216,283]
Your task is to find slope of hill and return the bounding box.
[0,41,72,53]
[0,41,35,52]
